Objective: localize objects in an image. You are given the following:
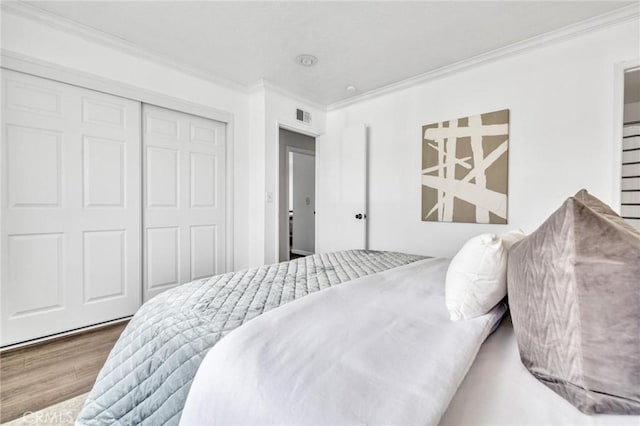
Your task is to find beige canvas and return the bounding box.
[422,109,509,224]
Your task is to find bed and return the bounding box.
[179,256,505,425]
[76,250,425,425]
[440,317,639,426]
[77,249,639,426]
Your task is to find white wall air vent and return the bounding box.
[296,108,312,124]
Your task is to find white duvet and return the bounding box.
[180,258,506,426]
[441,318,640,426]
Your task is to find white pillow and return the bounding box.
[446,231,525,321]
[501,230,526,250]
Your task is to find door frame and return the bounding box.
[1,50,236,273]
[285,146,316,259]
[275,122,321,261]
[613,58,640,212]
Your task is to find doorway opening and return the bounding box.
[278,128,316,262]
[621,66,640,230]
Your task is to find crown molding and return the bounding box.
[1,0,248,93]
[247,79,327,112]
[265,80,327,112]
[2,1,326,109]
[3,1,637,112]
[0,48,235,124]
[327,4,640,112]
[247,79,267,95]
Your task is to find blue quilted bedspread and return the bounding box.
[76,250,424,425]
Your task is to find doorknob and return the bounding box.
[355,213,366,220]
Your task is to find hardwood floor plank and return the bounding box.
[0,321,128,423]
[0,354,25,377]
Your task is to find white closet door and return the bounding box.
[1,70,141,346]
[142,104,226,301]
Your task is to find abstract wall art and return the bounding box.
[422,109,509,224]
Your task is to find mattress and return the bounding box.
[76,250,424,425]
[440,317,640,426]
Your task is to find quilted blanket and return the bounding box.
[76,250,425,425]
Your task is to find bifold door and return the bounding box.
[142,104,226,301]
[1,70,142,346]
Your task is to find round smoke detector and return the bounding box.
[296,54,318,67]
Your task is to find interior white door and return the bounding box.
[1,70,141,346]
[336,125,368,250]
[142,104,226,301]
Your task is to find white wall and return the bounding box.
[1,10,254,270]
[247,89,267,267]
[319,20,640,258]
[291,152,316,255]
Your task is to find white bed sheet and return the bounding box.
[440,317,640,426]
[181,258,505,426]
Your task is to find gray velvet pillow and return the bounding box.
[508,189,640,414]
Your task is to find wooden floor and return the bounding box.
[0,321,128,423]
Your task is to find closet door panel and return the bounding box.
[6,125,62,208]
[146,146,180,208]
[2,72,73,346]
[83,230,126,303]
[6,233,64,317]
[82,136,126,208]
[190,153,217,208]
[75,87,141,325]
[146,226,180,291]
[1,70,141,346]
[190,225,217,280]
[143,104,225,301]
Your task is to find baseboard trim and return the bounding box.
[0,316,131,353]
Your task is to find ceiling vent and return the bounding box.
[296,108,312,125]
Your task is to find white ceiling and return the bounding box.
[25,1,633,105]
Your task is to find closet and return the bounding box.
[1,70,226,346]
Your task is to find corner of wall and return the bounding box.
[247,87,268,267]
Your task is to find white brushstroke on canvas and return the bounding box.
[423,142,472,172]
[421,175,507,218]
[425,141,508,220]
[469,115,489,223]
[436,122,445,221]
[443,120,458,222]
[422,156,471,174]
[424,124,508,140]
[423,118,508,223]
